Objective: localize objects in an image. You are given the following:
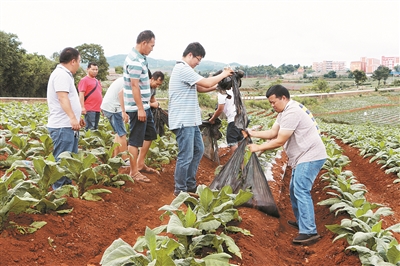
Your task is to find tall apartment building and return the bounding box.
[381,56,400,70]
[362,57,380,74]
[350,61,366,72]
[312,60,346,73]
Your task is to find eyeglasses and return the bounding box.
[194,56,202,62]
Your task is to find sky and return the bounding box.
[0,0,399,68]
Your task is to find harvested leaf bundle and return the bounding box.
[151,107,169,136]
[199,119,222,164]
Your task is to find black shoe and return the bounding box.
[293,234,320,245]
[187,186,198,193]
[287,220,299,229]
[173,191,180,197]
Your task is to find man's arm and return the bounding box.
[130,79,146,122]
[209,104,224,124]
[57,91,80,130]
[248,128,293,153]
[79,92,86,114]
[196,68,233,90]
[149,95,159,108]
[118,89,128,123]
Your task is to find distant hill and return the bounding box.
[106,54,242,74]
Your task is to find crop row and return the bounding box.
[321,122,400,181]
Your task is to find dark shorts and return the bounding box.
[102,109,127,137]
[127,108,157,147]
[226,122,244,146]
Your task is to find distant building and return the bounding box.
[350,61,366,72]
[312,60,346,73]
[362,57,380,74]
[381,56,400,70]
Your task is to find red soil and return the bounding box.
[1,141,398,266]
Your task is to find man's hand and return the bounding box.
[122,112,129,123]
[222,67,234,77]
[247,143,260,153]
[79,118,86,128]
[70,117,80,130]
[137,109,146,122]
[81,107,87,115]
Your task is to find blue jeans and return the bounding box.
[48,127,79,189]
[85,111,100,130]
[102,110,127,137]
[172,126,204,194]
[289,159,326,235]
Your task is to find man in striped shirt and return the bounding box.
[168,42,234,196]
[123,30,156,183]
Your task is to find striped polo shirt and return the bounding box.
[123,48,150,112]
[168,61,204,130]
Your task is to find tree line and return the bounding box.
[0,31,109,97]
[1,30,398,97]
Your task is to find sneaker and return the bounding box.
[287,220,299,229]
[124,159,130,167]
[292,234,320,245]
[187,186,198,193]
[173,191,180,197]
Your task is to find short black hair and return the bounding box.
[59,47,80,64]
[182,42,205,58]
[136,30,155,44]
[152,71,164,81]
[266,84,290,99]
[87,62,98,69]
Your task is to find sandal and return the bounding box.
[132,172,151,183]
[139,165,160,175]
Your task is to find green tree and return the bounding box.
[0,31,53,97]
[75,43,109,81]
[371,65,391,87]
[352,70,367,88]
[312,78,329,91]
[324,71,337,78]
[114,66,123,74]
[394,64,400,73]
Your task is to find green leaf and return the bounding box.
[202,253,232,265]
[219,233,241,259]
[167,214,202,236]
[351,232,376,245]
[387,244,400,264]
[100,238,144,266]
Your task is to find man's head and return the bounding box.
[59,47,80,74]
[266,85,291,113]
[87,62,98,78]
[136,30,155,56]
[182,42,205,68]
[150,71,165,89]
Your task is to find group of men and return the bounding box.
[46,29,327,245]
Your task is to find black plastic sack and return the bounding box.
[213,69,247,130]
[231,72,248,130]
[209,137,248,192]
[239,152,280,218]
[209,137,280,218]
[199,119,222,164]
[151,107,169,137]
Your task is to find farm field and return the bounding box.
[1,93,400,265]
